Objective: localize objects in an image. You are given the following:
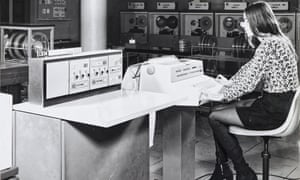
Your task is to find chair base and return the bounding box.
[261,137,271,180]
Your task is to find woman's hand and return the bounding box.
[198,74,231,103]
[199,91,225,102]
[215,74,232,87]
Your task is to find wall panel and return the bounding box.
[107,0,299,47]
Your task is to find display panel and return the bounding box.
[38,0,68,20]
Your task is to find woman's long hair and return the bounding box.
[244,1,297,58]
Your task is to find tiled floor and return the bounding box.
[150,115,300,180]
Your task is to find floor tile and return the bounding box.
[150,150,162,166]
[150,115,300,180]
[237,135,261,153]
[150,172,162,180]
[288,167,300,179]
[269,139,300,161]
[150,160,162,174]
[195,133,215,162]
[195,160,214,180]
[244,142,298,178]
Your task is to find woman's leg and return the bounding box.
[209,107,244,127]
[208,105,257,180]
[209,107,245,169]
[214,134,229,163]
[210,98,255,126]
[209,132,233,180]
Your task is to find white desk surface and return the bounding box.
[13,90,185,128]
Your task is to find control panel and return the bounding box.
[108,54,123,85]
[188,1,209,10]
[269,2,289,11]
[38,0,68,19]
[90,56,109,90]
[156,2,176,10]
[68,55,122,94]
[128,2,145,10]
[171,59,204,83]
[29,50,123,106]
[69,59,90,94]
[224,2,247,10]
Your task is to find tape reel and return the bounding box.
[129,15,147,27]
[156,15,178,29]
[200,16,212,31]
[156,16,167,28]
[167,16,178,29]
[278,17,292,33]
[223,17,236,31]
[129,17,135,24]
[5,31,48,59]
[137,15,147,27]
[223,16,245,33]
[190,16,212,36]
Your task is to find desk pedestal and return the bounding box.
[159,107,196,180]
[14,111,149,180]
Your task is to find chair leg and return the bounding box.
[261,137,271,180]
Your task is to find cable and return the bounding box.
[195,172,300,180]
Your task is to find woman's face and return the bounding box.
[240,13,254,37]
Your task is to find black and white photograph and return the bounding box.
[0,0,300,180]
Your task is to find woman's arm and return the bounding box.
[222,41,270,101]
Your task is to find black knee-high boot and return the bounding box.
[208,118,257,180]
[209,134,233,180]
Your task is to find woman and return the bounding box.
[207,1,299,180]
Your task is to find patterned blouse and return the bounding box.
[223,36,299,101]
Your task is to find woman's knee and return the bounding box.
[209,111,222,121]
[209,108,244,127]
[208,112,220,126]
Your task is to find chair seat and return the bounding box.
[229,86,300,138]
[229,126,286,137]
[228,87,300,180]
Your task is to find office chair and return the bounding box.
[229,86,300,180]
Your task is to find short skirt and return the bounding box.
[236,91,295,130]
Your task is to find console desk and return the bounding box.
[13,90,186,180]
